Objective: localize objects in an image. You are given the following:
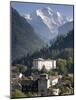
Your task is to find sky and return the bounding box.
[11,1,74,20]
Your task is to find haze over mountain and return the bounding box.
[24,7,73,44]
[12,29,74,65]
[11,7,44,61]
[31,29,74,60]
[58,21,73,36]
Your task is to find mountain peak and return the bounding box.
[40,6,53,13]
[36,7,53,17]
[46,7,53,12]
[23,7,70,44]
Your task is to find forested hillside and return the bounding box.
[11,7,44,61]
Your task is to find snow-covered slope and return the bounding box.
[24,7,72,44]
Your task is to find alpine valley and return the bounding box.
[11,4,74,98]
[11,7,74,62]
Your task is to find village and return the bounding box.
[11,58,74,98]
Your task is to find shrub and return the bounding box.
[11,89,25,98]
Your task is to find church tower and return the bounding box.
[38,73,50,96]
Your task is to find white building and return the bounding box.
[52,89,60,95]
[47,76,59,88]
[32,58,56,71]
[49,76,59,86]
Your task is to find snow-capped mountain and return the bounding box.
[36,7,68,29]
[24,7,72,44]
